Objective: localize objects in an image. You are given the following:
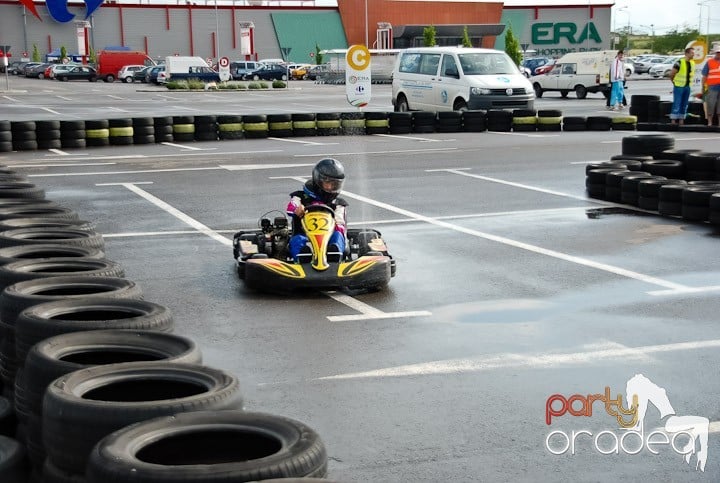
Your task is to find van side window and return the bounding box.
[419,54,441,75]
[441,55,459,78]
[399,53,422,74]
[562,64,576,75]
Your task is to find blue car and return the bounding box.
[243,63,289,81]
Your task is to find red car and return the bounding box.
[534,58,559,76]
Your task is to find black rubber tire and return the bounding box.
[153,116,173,127]
[0,258,124,294]
[131,117,154,127]
[15,298,173,364]
[61,138,86,149]
[658,183,687,203]
[622,134,675,156]
[681,203,710,222]
[108,118,132,128]
[586,116,612,131]
[11,121,35,132]
[0,434,28,482]
[585,162,628,174]
[0,244,104,266]
[60,120,85,131]
[0,227,103,249]
[132,126,155,136]
[85,120,109,130]
[86,411,326,482]
[637,179,686,198]
[0,204,77,221]
[682,185,720,205]
[641,160,684,178]
[685,152,719,172]
[0,183,44,200]
[36,129,61,141]
[657,148,700,161]
[19,329,200,417]
[44,362,242,474]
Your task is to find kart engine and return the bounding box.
[259,216,290,259]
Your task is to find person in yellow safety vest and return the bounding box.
[701,48,720,126]
[669,48,695,125]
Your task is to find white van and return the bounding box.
[391,47,534,111]
[529,50,615,99]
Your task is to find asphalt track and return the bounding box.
[1,78,720,482]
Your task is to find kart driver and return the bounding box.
[286,158,348,262]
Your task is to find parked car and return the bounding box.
[648,56,682,78]
[48,63,80,79]
[55,65,99,82]
[17,62,42,76]
[118,64,147,83]
[533,58,559,76]
[6,61,24,75]
[145,65,166,84]
[230,61,264,80]
[521,57,551,76]
[243,63,289,81]
[305,64,331,80]
[289,63,312,80]
[633,56,668,74]
[133,66,151,83]
[25,62,52,78]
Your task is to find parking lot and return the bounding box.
[1,77,720,481]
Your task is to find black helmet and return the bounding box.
[312,158,345,195]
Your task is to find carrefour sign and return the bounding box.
[19,0,104,23]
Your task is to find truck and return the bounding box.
[529,50,615,100]
[164,56,220,83]
[96,50,155,83]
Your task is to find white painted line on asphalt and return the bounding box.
[106,95,124,100]
[96,182,232,246]
[156,94,181,101]
[28,150,283,164]
[29,154,146,162]
[41,107,62,115]
[316,339,720,380]
[569,160,620,165]
[108,107,129,113]
[647,285,720,296]
[372,133,442,142]
[222,163,314,171]
[283,176,687,291]
[160,142,207,151]
[30,166,225,177]
[487,132,561,138]
[293,147,457,157]
[2,96,18,102]
[267,137,330,146]
[97,181,153,186]
[324,291,431,321]
[48,149,69,156]
[14,162,117,168]
[56,95,73,101]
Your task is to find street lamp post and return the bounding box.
[616,6,630,52]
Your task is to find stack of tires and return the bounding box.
[172,116,195,142]
[132,118,155,145]
[153,117,174,144]
[60,121,86,150]
[35,122,62,151]
[388,112,412,134]
[462,110,487,132]
[411,112,435,134]
[267,114,293,138]
[364,112,389,135]
[511,110,536,132]
[85,120,110,148]
[108,119,134,146]
[0,169,330,483]
[291,113,316,137]
[536,110,562,132]
[485,110,512,132]
[218,115,244,140]
[10,123,37,152]
[0,122,11,153]
[194,115,218,142]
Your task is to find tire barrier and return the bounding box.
[411,111,436,134]
[60,120,86,150]
[388,112,412,134]
[364,111,388,134]
[620,173,662,206]
[36,121,62,151]
[85,120,110,148]
[641,160,684,178]
[621,134,675,156]
[462,110,487,132]
[586,116,612,131]
[0,121,11,153]
[267,114,293,138]
[562,116,587,132]
[86,411,327,482]
[436,111,463,133]
[341,112,366,136]
[0,216,93,233]
[108,118,134,146]
[486,109,512,132]
[0,244,105,266]
[218,115,244,140]
[684,152,718,181]
[0,203,77,221]
[291,113,316,137]
[637,179,687,211]
[10,121,37,151]
[43,362,241,474]
[0,258,124,293]
[194,115,218,142]
[132,117,155,145]
[682,185,720,222]
[315,112,341,136]
[511,109,537,132]
[611,115,637,131]
[629,95,660,122]
[0,184,45,201]
[242,114,269,139]
[172,116,195,142]
[537,109,562,132]
[0,227,104,250]
[0,434,28,482]
[153,116,174,144]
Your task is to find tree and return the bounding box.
[89,46,97,64]
[315,43,323,65]
[461,26,472,48]
[652,27,700,54]
[60,45,68,62]
[504,24,522,66]
[423,25,436,47]
[31,44,41,62]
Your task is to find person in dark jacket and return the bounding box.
[286,158,348,262]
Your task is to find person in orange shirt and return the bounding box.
[701,48,720,126]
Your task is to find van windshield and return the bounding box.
[458,53,518,75]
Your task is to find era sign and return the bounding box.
[19,0,105,23]
[532,22,602,45]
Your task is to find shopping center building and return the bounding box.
[0,0,612,64]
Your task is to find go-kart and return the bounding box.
[232,204,396,292]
